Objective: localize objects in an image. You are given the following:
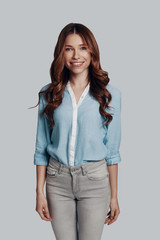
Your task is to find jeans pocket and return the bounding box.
[86,164,109,181]
[46,166,58,178]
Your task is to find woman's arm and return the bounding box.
[35,165,52,221]
[36,165,47,194]
[105,164,120,225]
[104,86,122,225]
[33,85,52,221]
[107,164,118,199]
[34,85,51,166]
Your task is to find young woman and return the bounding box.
[33,23,122,240]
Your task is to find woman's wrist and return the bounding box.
[111,196,118,200]
[110,191,118,199]
[36,188,44,195]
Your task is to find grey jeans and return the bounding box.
[46,157,111,240]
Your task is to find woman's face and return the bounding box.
[63,33,91,76]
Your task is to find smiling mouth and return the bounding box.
[71,62,84,67]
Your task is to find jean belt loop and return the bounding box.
[81,165,87,176]
[58,164,63,174]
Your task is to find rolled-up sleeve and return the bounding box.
[33,87,51,166]
[104,87,122,165]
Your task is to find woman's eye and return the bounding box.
[81,47,87,50]
[65,48,72,51]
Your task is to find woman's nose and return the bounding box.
[72,49,80,59]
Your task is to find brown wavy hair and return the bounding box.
[30,22,114,130]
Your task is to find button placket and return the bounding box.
[70,100,77,166]
[67,80,90,166]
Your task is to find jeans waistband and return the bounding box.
[48,157,106,175]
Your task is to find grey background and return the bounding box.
[0,0,159,239]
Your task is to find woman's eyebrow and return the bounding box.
[65,44,87,47]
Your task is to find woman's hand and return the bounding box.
[35,192,52,221]
[104,197,120,225]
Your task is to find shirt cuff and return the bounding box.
[105,152,122,165]
[34,152,49,166]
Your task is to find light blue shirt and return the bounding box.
[33,80,122,166]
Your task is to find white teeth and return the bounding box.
[72,62,83,65]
